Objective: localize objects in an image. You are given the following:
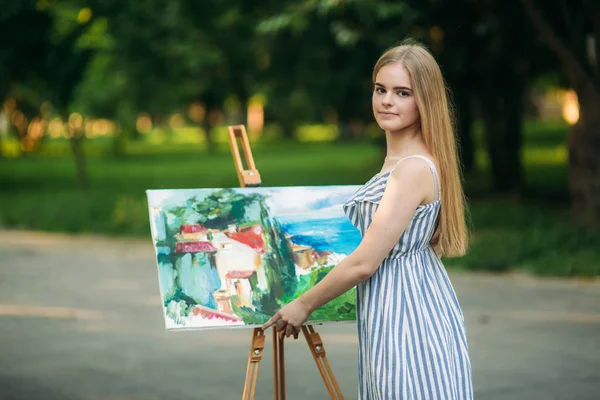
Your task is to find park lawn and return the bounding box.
[0,120,598,277]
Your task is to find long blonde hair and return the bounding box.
[373,38,469,257]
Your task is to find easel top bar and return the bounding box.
[228,125,262,188]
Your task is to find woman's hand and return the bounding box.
[262,299,311,338]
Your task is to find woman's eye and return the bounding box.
[397,91,409,97]
[375,87,385,94]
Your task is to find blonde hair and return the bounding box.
[373,38,469,257]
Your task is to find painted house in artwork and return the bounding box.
[177,223,210,241]
[285,234,333,271]
[224,270,256,308]
[166,221,270,321]
[210,224,268,312]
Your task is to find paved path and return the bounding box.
[1,230,599,400]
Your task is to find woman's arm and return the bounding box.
[262,158,433,336]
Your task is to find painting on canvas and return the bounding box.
[147,186,362,330]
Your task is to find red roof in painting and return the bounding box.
[180,224,206,233]
[175,241,218,253]
[225,225,265,253]
[225,270,255,279]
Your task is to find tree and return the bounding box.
[467,3,541,192]
[0,1,53,157]
[88,0,217,145]
[521,0,600,224]
[86,0,264,149]
[408,0,559,188]
[41,5,96,189]
[256,0,415,138]
[191,189,266,230]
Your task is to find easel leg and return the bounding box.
[302,325,344,399]
[242,328,265,400]
[273,329,286,400]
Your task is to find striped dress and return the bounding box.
[343,155,473,399]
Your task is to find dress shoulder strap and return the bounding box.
[392,155,440,201]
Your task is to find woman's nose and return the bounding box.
[382,93,393,106]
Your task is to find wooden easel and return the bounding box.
[227,125,344,400]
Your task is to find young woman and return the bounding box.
[263,39,473,399]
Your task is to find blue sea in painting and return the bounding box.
[277,214,362,256]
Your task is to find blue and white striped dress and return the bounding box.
[343,155,473,400]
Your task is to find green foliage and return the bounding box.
[232,305,273,325]
[252,0,417,131]
[270,213,299,296]
[0,1,53,99]
[283,264,356,321]
[311,289,356,321]
[190,189,266,230]
[293,266,332,299]
[169,287,197,309]
[112,193,148,233]
[256,201,292,300]
[445,201,600,277]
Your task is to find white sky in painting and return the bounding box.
[261,186,358,217]
[146,185,360,218]
[146,189,211,209]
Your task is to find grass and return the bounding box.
[0,119,598,277]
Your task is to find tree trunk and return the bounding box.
[69,126,89,189]
[480,81,524,193]
[569,85,600,224]
[280,117,296,140]
[480,94,505,190]
[339,122,352,141]
[454,85,475,173]
[503,79,525,191]
[0,94,6,158]
[112,131,125,157]
[201,117,216,153]
[520,0,600,224]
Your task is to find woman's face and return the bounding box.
[372,62,420,134]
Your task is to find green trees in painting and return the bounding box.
[248,200,297,312]
[191,189,267,230]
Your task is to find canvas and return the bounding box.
[147,186,362,330]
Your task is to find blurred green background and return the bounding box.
[1,0,599,277]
